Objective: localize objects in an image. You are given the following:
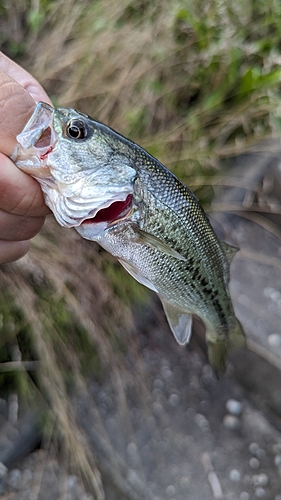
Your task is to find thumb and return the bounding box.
[0,52,52,105]
[0,70,36,156]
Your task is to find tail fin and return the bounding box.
[207,318,245,376]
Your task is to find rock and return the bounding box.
[226,399,243,416]
[267,334,281,347]
[166,484,176,496]
[229,469,241,482]
[274,454,281,467]
[249,457,260,469]
[8,468,21,489]
[0,462,7,479]
[255,486,266,498]
[256,473,268,486]
[223,415,240,430]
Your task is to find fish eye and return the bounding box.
[66,119,88,139]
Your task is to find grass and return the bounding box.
[18,0,281,176]
[3,0,281,174]
[1,0,281,496]
[0,220,141,498]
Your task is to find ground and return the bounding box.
[0,144,281,499]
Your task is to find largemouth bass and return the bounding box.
[12,102,245,373]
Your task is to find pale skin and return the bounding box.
[0,52,52,264]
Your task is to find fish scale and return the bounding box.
[135,153,228,276]
[12,101,245,374]
[136,177,226,297]
[99,181,231,324]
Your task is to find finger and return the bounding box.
[0,240,30,265]
[0,52,52,105]
[0,154,50,216]
[0,71,36,156]
[0,210,46,241]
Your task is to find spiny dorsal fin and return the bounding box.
[161,298,193,345]
[221,241,239,265]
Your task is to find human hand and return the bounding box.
[0,52,52,264]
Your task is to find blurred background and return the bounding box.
[0,1,281,499]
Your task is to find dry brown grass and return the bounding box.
[20,0,281,177]
[0,217,150,498]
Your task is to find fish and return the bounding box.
[11,101,245,374]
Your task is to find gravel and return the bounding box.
[1,147,281,499]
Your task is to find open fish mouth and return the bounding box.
[52,189,135,229]
[81,193,134,226]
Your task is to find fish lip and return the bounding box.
[13,102,54,150]
[11,102,57,177]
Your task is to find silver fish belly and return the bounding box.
[12,102,245,373]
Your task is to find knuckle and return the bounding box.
[0,240,30,265]
[0,154,48,216]
[0,210,46,242]
[17,216,46,241]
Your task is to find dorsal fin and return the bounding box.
[221,241,239,264]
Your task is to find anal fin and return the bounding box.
[161,299,193,345]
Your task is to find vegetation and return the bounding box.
[1,0,281,496]
[3,0,281,178]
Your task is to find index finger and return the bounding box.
[0,153,50,217]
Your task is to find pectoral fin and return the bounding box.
[134,228,187,262]
[161,299,193,345]
[119,259,158,293]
